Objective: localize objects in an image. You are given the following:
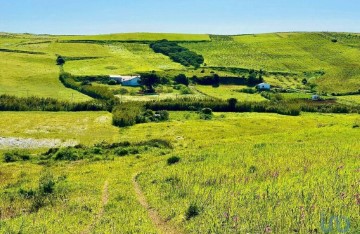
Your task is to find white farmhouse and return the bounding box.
[109,75,141,86]
[256,83,271,90]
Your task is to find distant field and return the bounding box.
[182,33,360,92]
[0,112,120,146]
[195,85,267,102]
[63,43,184,75]
[336,95,360,105]
[59,33,211,41]
[0,51,91,101]
[1,32,359,99]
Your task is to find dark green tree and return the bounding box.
[139,72,160,93]
[56,56,65,66]
[228,98,238,110]
[174,74,189,86]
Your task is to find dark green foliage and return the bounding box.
[54,147,81,161]
[185,203,200,220]
[38,171,55,195]
[228,98,238,110]
[200,108,213,120]
[59,73,115,100]
[238,88,257,94]
[0,48,45,55]
[331,38,338,43]
[56,56,65,66]
[0,95,107,112]
[191,74,221,86]
[248,69,264,85]
[249,165,257,173]
[3,151,30,163]
[167,156,180,165]
[114,148,129,157]
[108,79,118,85]
[139,72,161,93]
[19,188,36,199]
[150,40,204,68]
[174,74,189,86]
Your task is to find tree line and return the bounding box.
[150,40,204,68]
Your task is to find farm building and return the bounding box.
[312,95,321,101]
[109,75,141,86]
[256,83,271,90]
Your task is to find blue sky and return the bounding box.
[0,0,359,35]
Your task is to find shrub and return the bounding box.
[114,148,129,157]
[167,156,181,165]
[3,151,30,163]
[174,74,189,86]
[108,79,118,85]
[185,203,200,220]
[3,152,16,163]
[38,171,55,195]
[54,147,80,161]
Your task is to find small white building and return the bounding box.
[109,75,141,86]
[312,95,321,101]
[256,83,271,90]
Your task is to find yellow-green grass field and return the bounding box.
[58,33,211,41]
[1,112,359,233]
[63,43,184,75]
[182,33,360,93]
[0,51,91,101]
[195,85,267,101]
[0,112,120,146]
[337,95,360,105]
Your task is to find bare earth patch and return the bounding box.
[0,137,78,149]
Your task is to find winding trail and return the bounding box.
[81,180,109,234]
[132,174,182,234]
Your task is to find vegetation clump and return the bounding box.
[167,156,181,165]
[150,40,204,68]
[185,203,200,220]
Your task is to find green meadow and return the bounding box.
[0,112,359,233]
[0,31,359,233]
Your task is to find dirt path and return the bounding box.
[132,174,183,234]
[81,180,109,234]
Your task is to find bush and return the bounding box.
[38,171,55,195]
[174,74,189,86]
[108,79,118,85]
[185,203,200,220]
[3,151,30,163]
[167,156,180,165]
[54,147,80,161]
[114,148,129,157]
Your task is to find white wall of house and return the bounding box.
[122,77,141,86]
[257,83,271,90]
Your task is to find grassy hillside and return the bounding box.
[0,112,359,233]
[0,112,120,146]
[0,32,359,99]
[182,32,360,92]
[58,32,211,41]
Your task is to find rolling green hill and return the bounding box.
[0,32,359,99]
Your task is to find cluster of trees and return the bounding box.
[59,73,115,100]
[150,40,204,68]
[0,95,107,111]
